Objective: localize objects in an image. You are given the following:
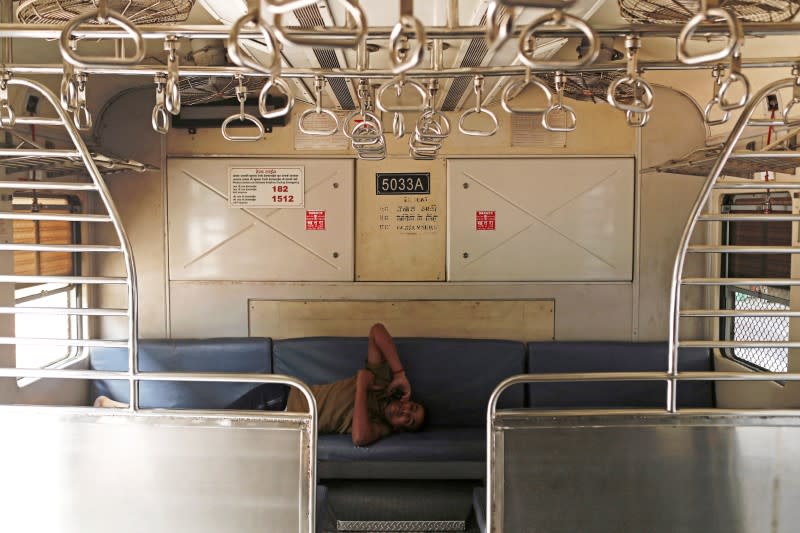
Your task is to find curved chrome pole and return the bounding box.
[666,77,795,413]
[6,77,139,411]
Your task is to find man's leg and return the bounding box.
[226,384,289,410]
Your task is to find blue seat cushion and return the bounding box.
[526,342,714,408]
[473,487,487,533]
[89,338,274,409]
[317,427,485,463]
[274,337,526,427]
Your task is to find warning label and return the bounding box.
[476,210,496,231]
[229,167,304,208]
[306,210,326,230]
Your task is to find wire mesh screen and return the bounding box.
[179,76,267,106]
[618,0,800,24]
[17,0,196,25]
[539,71,633,104]
[727,287,789,373]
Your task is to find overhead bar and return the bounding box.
[2,22,800,40]
[3,57,800,79]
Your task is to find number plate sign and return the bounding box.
[376,173,430,195]
[229,167,305,208]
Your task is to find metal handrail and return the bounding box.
[9,22,800,41]
[667,77,795,414]
[5,58,800,78]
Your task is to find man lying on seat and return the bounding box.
[93,323,426,447]
[282,322,426,446]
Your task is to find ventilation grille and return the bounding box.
[441,13,489,112]
[618,0,800,24]
[294,5,355,110]
[17,0,196,24]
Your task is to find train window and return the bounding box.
[12,194,81,370]
[721,192,791,372]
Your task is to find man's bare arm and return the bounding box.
[368,323,411,399]
[351,369,384,446]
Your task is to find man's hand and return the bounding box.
[357,369,382,391]
[389,370,411,400]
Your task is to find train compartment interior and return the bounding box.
[1,0,800,531]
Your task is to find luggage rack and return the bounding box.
[0,132,153,176]
[0,150,153,177]
[644,129,800,179]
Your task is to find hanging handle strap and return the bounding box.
[607,35,654,115]
[73,73,92,131]
[458,75,499,137]
[258,76,295,119]
[227,8,282,75]
[501,69,554,115]
[718,46,750,111]
[59,0,145,68]
[0,73,16,128]
[273,0,367,49]
[703,65,731,126]
[542,72,576,132]
[485,2,516,53]
[517,11,599,70]
[677,0,741,65]
[297,76,339,136]
[222,76,265,142]
[152,74,170,135]
[783,65,800,126]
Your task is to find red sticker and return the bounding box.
[306,210,326,230]
[476,210,496,231]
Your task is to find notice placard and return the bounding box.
[229,167,305,208]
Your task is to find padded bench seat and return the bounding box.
[274,336,526,480]
[89,337,274,409]
[526,341,715,408]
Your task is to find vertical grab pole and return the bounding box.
[486,376,523,533]
[667,78,793,412]
[447,0,459,28]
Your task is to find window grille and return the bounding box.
[12,194,81,369]
[724,286,789,372]
[721,192,791,373]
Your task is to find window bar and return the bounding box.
[0,212,112,222]
[0,243,122,252]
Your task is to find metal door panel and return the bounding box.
[448,158,634,281]
[0,410,310,533]
[168,158,354,281]
[494,414,800,533]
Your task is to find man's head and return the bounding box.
[384,399,425,432]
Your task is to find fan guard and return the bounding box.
[17,0,196,25]
[618,0,799,24]
[179,76,268,106]
[539,71,635,104]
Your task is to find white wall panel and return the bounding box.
[448,158,634,281]
[167,158,354,281]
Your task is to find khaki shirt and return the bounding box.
[286,361,393,436]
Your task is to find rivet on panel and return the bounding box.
[463,183,469,189]
[333,252,339,258]
[462,252,469,259]
[333,182,339,189]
